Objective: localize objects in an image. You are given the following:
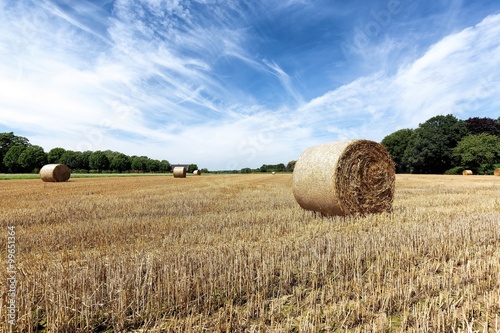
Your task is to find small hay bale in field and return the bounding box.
[272,172,276,175]
[39,164,71,182]
[193,170,201,175]
[292,140,395,216]
[173,166,187,178]
[462,170,473,175]
[494,168,500,176]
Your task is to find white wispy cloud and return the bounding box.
[296,13,500,143]
[0,1,499,169]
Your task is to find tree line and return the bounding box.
[0,132,296,175]
[2,115,499,175]
[0,132,193,174]
[381,115,500,174]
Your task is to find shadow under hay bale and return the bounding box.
[292,140,395,216]
[173,166,187,178]
[40,164,71,182]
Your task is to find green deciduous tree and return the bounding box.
[453,133,500,174]
[89,151,110,172]
[110,153,131,172]
[188,164,198,173]
[47,147,67,164]
[3,146,26,173]
[159,160,171,173]
[18,145,47,173]
[59,151,80,170]
[382,128,414,173]
[0,132,30,172]
[78,151,92,171]
[147,159,160,172]
[403,115,468,174]
[130,156,148,172]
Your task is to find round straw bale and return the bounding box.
[462,170,473,175]
[173,166,187,178]
[292,140,395,216]
[40,164,71,182]
[193,170,201,175]
[494,168,500,176]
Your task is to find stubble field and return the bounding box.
[1,174,499,332]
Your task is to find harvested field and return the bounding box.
[1,174,499,332]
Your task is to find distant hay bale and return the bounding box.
[272,172,276,175]
[292,140,395,216]
[193,170,201,175]
[462,170,473,175]
[39,164,71,182]
[494,168,500,176]
[173,166,187,178]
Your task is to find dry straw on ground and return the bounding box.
[39,164,71,182]
[462,170,473,175]
[494,168,500,176]
[173,166,187,178]
[293,140,395,216]
[193,170,201,175]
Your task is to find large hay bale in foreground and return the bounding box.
[494,168,500,176]
[173,166,187,178]
[462,170,473,175]
[40,164,71,182]
[293,140,395,216]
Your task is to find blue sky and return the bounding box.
[1,0,499,170]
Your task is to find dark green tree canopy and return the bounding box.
[188,164,198,173]
[59,151,80,170]
[159,160,171,173]
[286,160,296,172]
[18,145,47,173]
[403,115,468,174]
[381,128,414,173]
[0,132,30,172]
[89,151,110,172]
[453,133,500,174]
[47,147,67,164]
[3,145,26,173]
[110,153,131,173]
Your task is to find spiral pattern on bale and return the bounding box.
[292,140,395,216]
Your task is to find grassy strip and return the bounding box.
[0,173,173,180]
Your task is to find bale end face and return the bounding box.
[494,168,500,176]
[292,140,395,217]
[40,164,71,182]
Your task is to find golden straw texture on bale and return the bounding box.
[40,164,71,182]
[193,170,201,175]
[462,170,473,175]
[173,166,187,178]
[494,168,500,176]
[292,140,395,216]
